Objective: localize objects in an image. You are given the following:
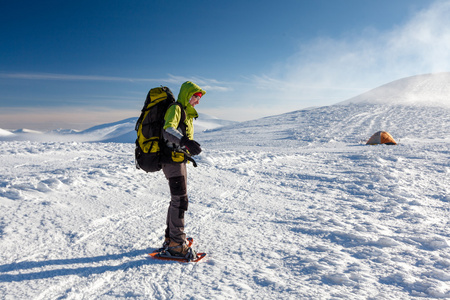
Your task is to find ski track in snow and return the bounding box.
[0,104,449,299]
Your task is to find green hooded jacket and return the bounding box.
[163,81,206,140]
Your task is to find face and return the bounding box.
[189,95,201,107]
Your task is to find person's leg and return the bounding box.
[162,163,188,244]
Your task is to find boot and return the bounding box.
[162,237,170,249]
[167,240,197,259]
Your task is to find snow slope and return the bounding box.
[0,73,449,299]
[339,72,450,108]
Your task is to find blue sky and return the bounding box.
[1,0,450,130]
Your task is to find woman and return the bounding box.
[160,81,205,258]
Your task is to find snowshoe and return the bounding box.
[149,237,206,263]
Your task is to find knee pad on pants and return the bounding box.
[169,176,188,218]
[168,176,187,196]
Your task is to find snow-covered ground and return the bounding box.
[0,74,449,299]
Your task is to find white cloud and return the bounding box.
[164,74,233,92]
[0,72,232,92]
[248,0,450,107]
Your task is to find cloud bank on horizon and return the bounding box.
[1,1,450,130]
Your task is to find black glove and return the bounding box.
[180,136,202,156]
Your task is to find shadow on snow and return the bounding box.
[0,248,171,282]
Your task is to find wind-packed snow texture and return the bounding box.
[0,74,449,299]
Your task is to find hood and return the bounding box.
[177,81,206,108]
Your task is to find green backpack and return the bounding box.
[134,86,185,172]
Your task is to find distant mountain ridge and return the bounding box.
[0,114,238,142]
[0,128,14,137]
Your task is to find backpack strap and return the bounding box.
[169,102,187,136]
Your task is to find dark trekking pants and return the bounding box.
[162,162,188,244]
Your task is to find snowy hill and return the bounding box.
[12,129,44,134]
[0,128,14,137]
[339,72,450,107]
[0,114,237,143]
[200,104,449,151]
[198,73,449,152]
[78,117,138,143]
[0,74,449,299]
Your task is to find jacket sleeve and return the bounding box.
[163,104,184,144]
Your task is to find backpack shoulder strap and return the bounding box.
[171,102,186,122]
[169,102,187,135]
